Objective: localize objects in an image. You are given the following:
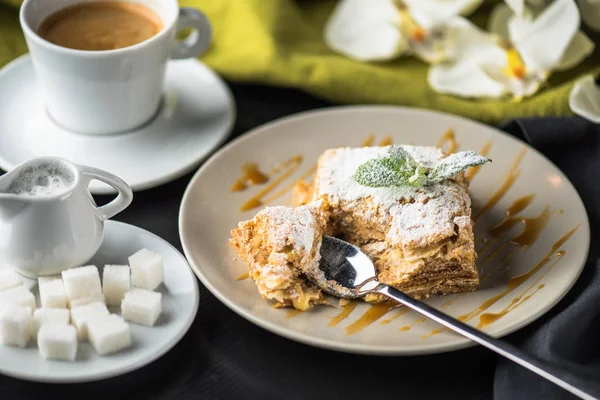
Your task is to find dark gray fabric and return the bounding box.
[495,118,600,400]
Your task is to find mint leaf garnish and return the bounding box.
[354,158,409,187]
[354,146,427,187]
[353,146,491,188]
[427,151,491,184]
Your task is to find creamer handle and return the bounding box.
[77,165,133,221]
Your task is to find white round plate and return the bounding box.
[0,55,235,194]
[0,220,199,383]
[179,106,590,355]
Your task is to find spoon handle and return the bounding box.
[376,284,597,400]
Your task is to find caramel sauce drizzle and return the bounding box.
[344,303,397,336]
[328,301,358,327]
[465,141,492,182]
[236,272,249,281]
[423,227,577,338]
[378,136,393,146]
[231,163,269,192]
[477,195,535,257]
[422,329,443,339]
[436,128,458,154]
[361,134,376,147]
[477,195,537,277]
[474,147,527,221]
[380,307,407,325]
[489,205,552,247]
[410,225,533,334]
[478,284,546,329]
[509,206,553,247]
[239,155,303,212]
[398,317,427,333]
[457,225,579,324]
[506,194,536,217]
[477,249,565,328]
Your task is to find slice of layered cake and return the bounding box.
[232,144,488,310]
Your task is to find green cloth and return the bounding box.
[2,0,599,124]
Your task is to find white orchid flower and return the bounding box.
[324,0,483,63]
[429,0,593,100]
[488,0,595,71]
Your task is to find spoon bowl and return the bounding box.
[306,236,379,299]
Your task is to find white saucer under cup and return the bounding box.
[0,55,235,194]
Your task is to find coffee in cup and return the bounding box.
[38,2,163,51]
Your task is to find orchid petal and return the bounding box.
[324,0,408,62]
[569,75,600,123]
[488,4,513,38]
[428,18,507,98]
[555,32,595,71]
[404,0,483,28]
[510,0,580,71]
[580,0,600,31]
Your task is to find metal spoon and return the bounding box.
[306,235,595,400]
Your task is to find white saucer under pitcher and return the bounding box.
[0,55,235,194]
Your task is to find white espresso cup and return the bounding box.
[19,0,212,135]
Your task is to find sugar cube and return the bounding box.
[33,308,70,334]
[70,302,109,341]
[129,249,163,290]
[0,269,23,291]
[121,288,162,326]
[68,293,105,309]
[0,304,33,348]
[39,279,67,309]
[38,324,78,361]
[102,265,131,306]
[62,265,102,302]
[87,314,131,355]
[0,286,36,310]
[38,275,61,285]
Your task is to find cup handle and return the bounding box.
[78,165,133,221]
[170,8,212,60]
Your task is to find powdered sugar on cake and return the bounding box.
[259,204,321,253]
[314,146,471,248]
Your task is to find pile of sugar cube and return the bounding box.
[0,248,164,361]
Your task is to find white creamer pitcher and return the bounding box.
[0,157,133,277]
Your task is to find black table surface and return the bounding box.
[0,83,499,400]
